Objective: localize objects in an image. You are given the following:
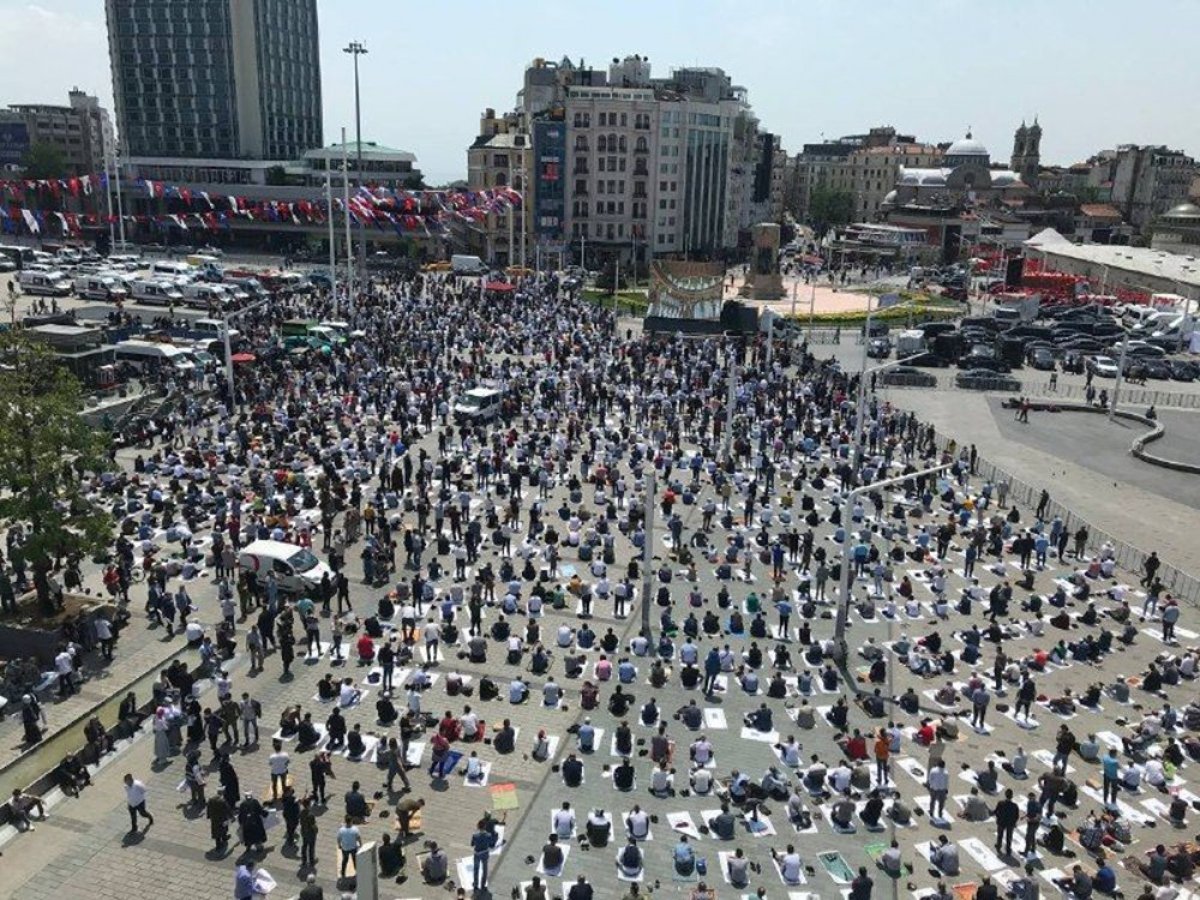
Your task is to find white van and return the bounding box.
[130,279,184,306]
[151,260,194,282]
[238,540,332,594]
[180,283,228,310]
[193,318,239,341]
[107,254,142,271]
[74,274,129,302]
[453,387,504,423]
[114,340,196,374]
[18,269,73,296]
[451,254,487,274]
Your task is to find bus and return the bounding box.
[0,244,37,271]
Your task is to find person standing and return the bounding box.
[337,815,361,878]
[123,772,154,833]
[471,819,494,891]
[995,788,1019,857]
[299,796,319,868]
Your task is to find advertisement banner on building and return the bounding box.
[0,121,30,168]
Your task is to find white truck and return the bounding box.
[895,329,926,356]
[451,254,487,275]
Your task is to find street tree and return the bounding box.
[808,186,855,236]
[0,334,111,614]
[20,142,69,180]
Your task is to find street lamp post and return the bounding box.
[342,128,354,303]
[832,462,952,661]
[344,41,369,276]
[1109,327,1129,422]
[223,296,272,407]
[641,469,656,640]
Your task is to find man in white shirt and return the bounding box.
[268,741,290,800]
[690,736,714,766]
[552,802,576,840]
[829,762,853,794]
[123,773,154,832]
[772,845,804,884]
[423,619,440,663]
[461,707,480,741]
[543,678,562,707]
[509,677,528,704]
[927,760,950,820]
[691,766,714,794]
[55,648,76,697]
[625,805,650,839]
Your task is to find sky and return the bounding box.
[2,0,1198,185]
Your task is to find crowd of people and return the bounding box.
[2,264,1199,900]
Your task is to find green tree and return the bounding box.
[0,335,111,614]
[264,165,289,186]
[402,174,425,191]
[808,186,856,235]
[20,142,68,180]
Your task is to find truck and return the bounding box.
[451,254,487,275]
[894,329,926,356]
[992,292,1041,323]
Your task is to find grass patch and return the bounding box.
[581,289,650,313]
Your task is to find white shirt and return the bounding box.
[552,809,576,839]
[626,810,649,837]
[125,779,147,806]
[54,651,73,675]
[269,751,290,776]
[692,769,713,793]
[691,739,713,764]
[780,852,802,882]
[423,622,440,643]
[509,680,527,702]
[928,766,950,792]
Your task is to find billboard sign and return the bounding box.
[0,121,30,167]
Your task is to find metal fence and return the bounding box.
[927,430,1200,607]
[1020,380,1200,410]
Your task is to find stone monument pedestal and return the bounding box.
[739,222,786,301]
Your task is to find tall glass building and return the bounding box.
[105,0,323,160]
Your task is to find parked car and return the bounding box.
[878,366,937,388]
[867,338,892,359]
[956,369,1022,392]
[1028,347,1056,370]
[1087,355,1120,378]
[957,355,1011,374]
[1125,341,1167,358]
[1141,359,1173,380]
[1167,359,1198,382]
[906,352,951,368]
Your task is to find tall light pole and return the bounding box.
[344,40,368,276]
[832,463,951,661]
[325,160,337,302]
[342,128,354,303]
[1109,327,1129,423]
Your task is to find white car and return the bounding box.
[1088,355,1119,378]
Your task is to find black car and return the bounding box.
[956,369,1022,392]
[879,366,937,388]
[1126,343,1167,358]
[867,338,892,359]
[907,351,951,368]
[957,355,1011,373]
[1142,359,1173,380]
[1168,359,1198,381]
[1028,348,1056,370]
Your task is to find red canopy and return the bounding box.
[485,281,515,293]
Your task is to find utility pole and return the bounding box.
[1109,328,1129,422]
[640,469,656,639]
[722,365,740,462]
[325,161,337,302]
[342,128,354,303]
[113,144,126,249]
[344,40,369,276]
[833,463,951,660]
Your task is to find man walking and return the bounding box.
[124,772,154,833]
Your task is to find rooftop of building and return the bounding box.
[1027,241,1200,287]
[305,142,416,162]
[1078,203,1122,219]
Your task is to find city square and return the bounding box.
[0,4,1199,900]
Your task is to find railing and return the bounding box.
[919,426,1200,607]
[1021,380,1200,410]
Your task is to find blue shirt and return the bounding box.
[1102,756,1119,779]
[1095,865,1116,893]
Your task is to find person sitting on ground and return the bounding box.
[880,840,903,876]
[961,787,991,822]
[617,837,644,877]
[9,788,46,830]
[831,794,857,832]
[930,835,960,875]
[421,840,449,883]
[744,702,773,733]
